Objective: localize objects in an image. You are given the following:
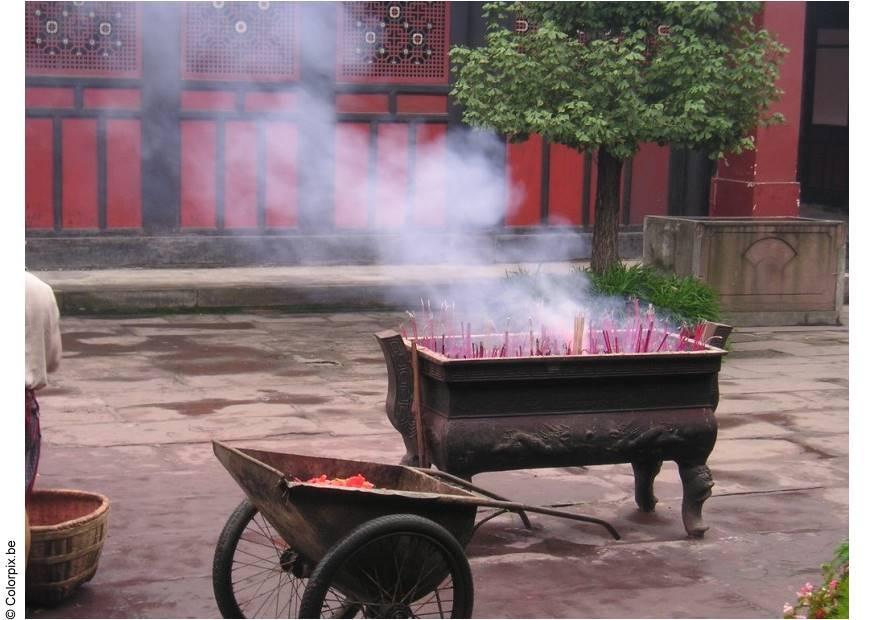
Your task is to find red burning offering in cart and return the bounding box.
[306,474,375,489]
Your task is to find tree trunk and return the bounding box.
[591,147,624,275]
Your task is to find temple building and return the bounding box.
[24,1,847,268]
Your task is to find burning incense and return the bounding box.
[402,298,713,360]
[572,313,584,355]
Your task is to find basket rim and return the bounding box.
[27,488,110,533]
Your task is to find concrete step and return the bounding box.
[32,264,850,317]
[33,262,589,315]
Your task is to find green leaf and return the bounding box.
[451,1,784,272]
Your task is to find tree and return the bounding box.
[450,2,786,274]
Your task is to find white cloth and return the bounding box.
[25,272,61,390]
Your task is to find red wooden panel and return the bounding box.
[547,144,583,226]
[629,142,670,226]
[336,94,389,115]
[181,90,236,112]
[25,87,74,109]
[180,121,217,228]
[106,119,142,228]
[374,124,408,229]
[334,123,371,229]
[62,119,98,229]
[397,95,448,115]
[265,122,298,228]
[83,88,141,110]
[25,119,54,229]
[245,92,297,113]
[412,124,447,228]
[224,121,258,229]
[505,135,542,226]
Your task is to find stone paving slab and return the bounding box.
[27,311,848,619]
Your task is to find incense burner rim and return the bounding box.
[403,336,728,364]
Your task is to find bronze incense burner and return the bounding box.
[376,329,729,537]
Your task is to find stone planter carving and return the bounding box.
[644,216,846,326]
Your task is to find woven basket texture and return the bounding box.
[26,489,109,606]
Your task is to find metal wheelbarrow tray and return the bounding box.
[212,440,618,619]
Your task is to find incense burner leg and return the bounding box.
[398,449,418,467]
[678,460,714,538]
[632,459,662,512]
[375,331,418,466]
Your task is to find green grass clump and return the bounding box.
[584,263,650,298]
[580,264,721,324]
[505,263,721,325]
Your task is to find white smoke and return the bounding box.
[179,2,687,343]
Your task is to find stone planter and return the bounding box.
[644,216,846,326]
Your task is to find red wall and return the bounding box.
[547,144,584,226]
[29,2,802,236]
[25,87,143,231]
[711,1,806,217]
[180,120,217,228]
[506,136,544,226]
[629,143,670,226]
[25,118,53,230]
[179,90,300,231]
[505,139,670,227]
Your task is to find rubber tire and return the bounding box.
[298,514,474,619]
[213,499,360,619]
[213,498,292,619]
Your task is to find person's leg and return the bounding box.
[25,388,40,566]
[25,509,30,564]
[25,388,40,493]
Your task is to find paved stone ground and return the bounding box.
[28,311,848,619]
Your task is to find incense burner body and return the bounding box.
[375,330,727,537]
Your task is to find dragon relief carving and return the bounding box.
[492,424,575,455]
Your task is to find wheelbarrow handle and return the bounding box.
[431,494,621,540]
[413,468,533,530]
[413,468,620,540]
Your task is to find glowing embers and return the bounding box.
[340,1,449,84]
[183,1,297,81]
[26,2,140,77]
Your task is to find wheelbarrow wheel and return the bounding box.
[213,499,358,619]
[299,514,474,619]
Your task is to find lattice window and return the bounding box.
[25,2,141,77]
[514,14,671,62]
[183,1,297,82]
[338,2,449,84]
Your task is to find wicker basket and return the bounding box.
[26,489,110,606]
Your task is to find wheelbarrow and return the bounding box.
[212,440,619,619]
